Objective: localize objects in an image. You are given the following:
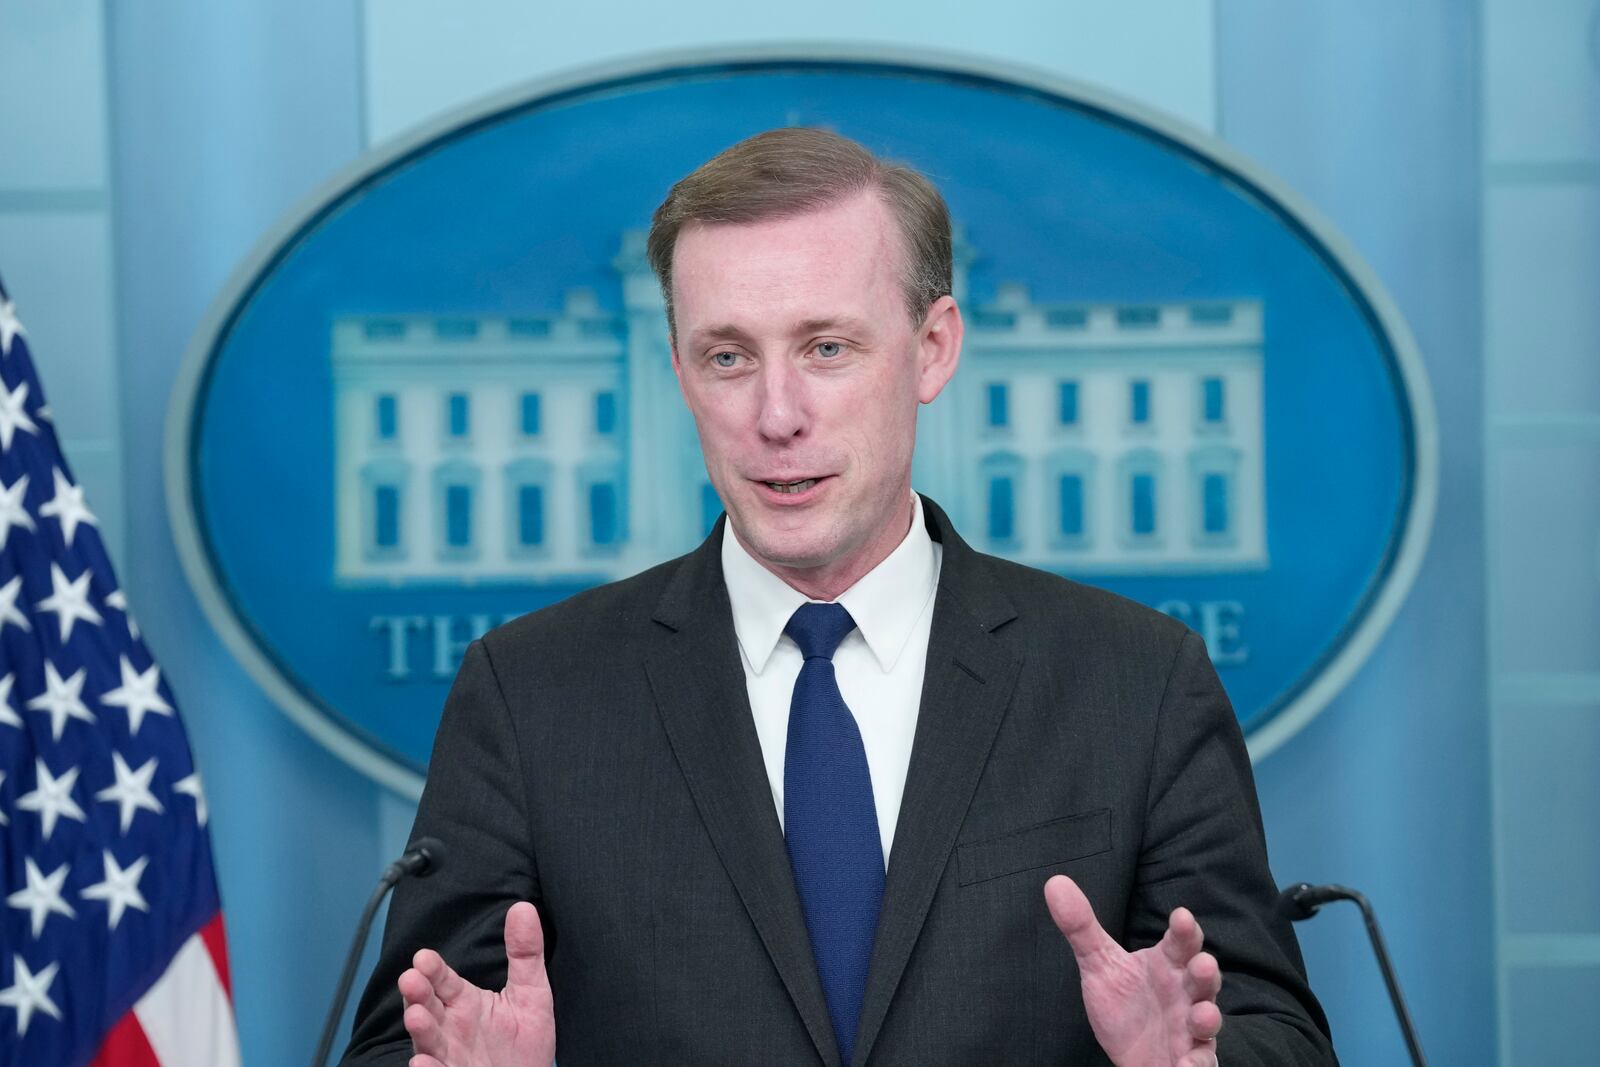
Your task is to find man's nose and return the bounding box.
[755,358,808,441]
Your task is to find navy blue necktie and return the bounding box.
[783,602,885,1067]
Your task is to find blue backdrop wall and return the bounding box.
[3,0,1595,1064]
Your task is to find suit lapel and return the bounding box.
[643,525,841,1067]
[850,499,1023,1067]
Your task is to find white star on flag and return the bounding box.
[16,759,87,842]
[173,770,209,827]
[81,851,151,930]
[0,673,20,729]
[105,588,141,640]
[0,955,62,1037]
[38,467,97,549]
[95,751,165,833]
[35,561,103,642]
[0,297,23,357]
[25,660,95,741]
[0,473,35,549]
[101,656,174,736]
[0,379,38,451]
[5,857,76,938]
[0,573,31,634]
[0,273,240,1058]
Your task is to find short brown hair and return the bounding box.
[646,128,952,334]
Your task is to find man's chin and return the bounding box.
[728,517,839,572]
[742,537,837,573]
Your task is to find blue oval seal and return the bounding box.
[167,48,1437,796]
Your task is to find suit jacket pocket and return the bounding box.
[956,809,1113,886]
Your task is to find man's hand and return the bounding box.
[397,901,556,1067]
[1045,875,1223,1067]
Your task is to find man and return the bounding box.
[343,128,1335,1066]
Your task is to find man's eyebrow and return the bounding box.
[687,318,874,346]
[793,317,872,336]
[688,323,754,346]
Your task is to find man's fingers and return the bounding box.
[1043,875,1122,967]
[1184,949,1222,1003]
[403,1000,446,1057]
[1177,1050,1219,1067]
[1158,906,1205,967]
[409,1058,446,1067]
[398,966,444,1021]
[1188,998,1222,1041]
[413,947,470,1005]
[504,901,551,992]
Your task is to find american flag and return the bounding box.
[0,275,240,1066]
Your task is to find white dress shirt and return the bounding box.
[721,493,943,866]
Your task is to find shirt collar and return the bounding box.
[722,492,940,675]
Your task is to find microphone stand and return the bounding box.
[1278,881,1427,1067]
[311,838,446,1067]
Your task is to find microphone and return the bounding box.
[383,836,446,882]
[311,838,447,1067]
[1277,882,1427,1067]
[1277,880,1355,920]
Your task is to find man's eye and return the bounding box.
[711,351,740,368]
[816,341,845,358]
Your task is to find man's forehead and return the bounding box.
[670,193,903,325]
[674,191,899,267]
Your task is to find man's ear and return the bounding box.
[916,295,963,404]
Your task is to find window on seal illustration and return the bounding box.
[590,484,618,546]
[432,461,480,561]
[374,393,398,442]
[981,452,1023,547]
[446,486,472,546]
[1190,304,1234,326]
[986,382,1009,430]
[1117,305,1160,328]
[1129,379,1152,427]
[1188,446,1240,548]
[375,486,401,547]
[594,390,618,436]
[1131,475,1156,535]
[1047,448,1095,549]
[518,485,544,548]
[1117,450,1163,546]
[579,462,625,552]
[1199,376,1226,429]
[505,458,552,557]
[445,392,471,440]
[520,392,541,437]
[1060,475,1084,538]
[360,458,409,563]
[1202,474,1228,534]
[1058,380,1080,428]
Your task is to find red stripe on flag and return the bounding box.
[89,1010,162,1067]
[199,913,234,999]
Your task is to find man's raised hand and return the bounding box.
[397,901,556,1067]
[1045,875,1223,1067]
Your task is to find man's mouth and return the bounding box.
[763,478,819,494]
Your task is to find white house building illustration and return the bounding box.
[331,230,1267,585]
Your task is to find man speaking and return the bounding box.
[342,128,1335,1066]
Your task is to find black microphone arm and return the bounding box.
[1277,882,1427,1067]
[311,837,447,1067]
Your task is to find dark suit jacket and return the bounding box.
[344,497,1335,1065]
